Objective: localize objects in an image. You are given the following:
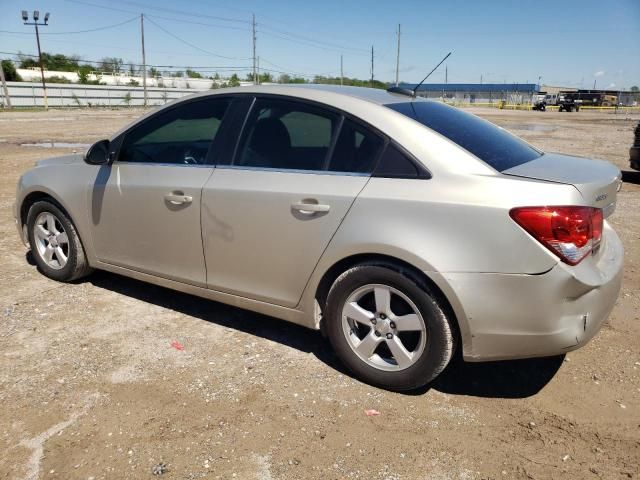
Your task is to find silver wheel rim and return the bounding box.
[341,284,427,372]
[33,212,69,270]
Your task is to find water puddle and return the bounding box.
[509,124,556,132]
[21,142,90,149]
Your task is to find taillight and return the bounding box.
[510,206,603,265]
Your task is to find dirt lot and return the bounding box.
[0,107,639,480]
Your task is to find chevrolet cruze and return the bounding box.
[14,85,624,390]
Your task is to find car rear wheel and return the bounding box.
[27,200,92,282]
[324,263,455,391]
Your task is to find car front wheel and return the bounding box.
[324,263,455,391]
[27,200,92,282]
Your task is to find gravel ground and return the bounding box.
[0,107,639,480]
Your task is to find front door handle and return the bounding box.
[165,192,193,205]
[291,201,330,215]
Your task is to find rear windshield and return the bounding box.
[385,101,541,171]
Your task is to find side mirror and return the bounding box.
[85,139,111,165]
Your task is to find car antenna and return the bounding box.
[387,51,453,98]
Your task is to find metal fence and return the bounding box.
[1,81,200,108]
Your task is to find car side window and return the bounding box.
[119,98,230,165]
[235,98,339,171]
[373,143,431,179]
[327,118,384,174]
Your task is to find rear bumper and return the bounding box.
[440,224,624,361]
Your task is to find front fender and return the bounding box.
[16,162,99,264]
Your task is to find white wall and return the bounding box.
[3,81,198,107]
[1,80,260,108]
[15,68,239,89]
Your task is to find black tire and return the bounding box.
[324,262,455,391]
[26,200,93,282]
[540,104,546,111]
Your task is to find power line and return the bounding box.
[259,24,369,54]
[0,16,139,35]
[144,16,252,61]
[145,14,251,33]
[258,30,368,57]
[107,0,251,24]
[63,0,140,15]
[259,57,337,78]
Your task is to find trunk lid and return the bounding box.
[502,153,622,217]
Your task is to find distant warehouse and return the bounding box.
[398,83,538,104]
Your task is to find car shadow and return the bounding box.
[621,169,640,185]
[83,269,562,399]
[426,353,565,399]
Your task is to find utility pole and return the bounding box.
[480,74,483,84]
[340,54,343,86]
[395,23,401,86]
[257,56,260,84]
[445,65,448,84]
[370,45,374,88]
[22,10,49,110]
[252,14,257,85]
[0,61,12,109]
[593,79,597,90]
[140,13,147,107]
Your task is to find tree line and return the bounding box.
[1,52,395,89]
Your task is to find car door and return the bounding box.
[202,96,385,307]
[90,96,232,286]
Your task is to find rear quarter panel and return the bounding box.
[299,171,584,335]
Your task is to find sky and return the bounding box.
[1,0,639,89]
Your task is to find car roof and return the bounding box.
[189,83,424,107]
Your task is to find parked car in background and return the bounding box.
[14,85,624,391]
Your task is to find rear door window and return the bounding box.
[327,118,384,174]
[235,98,339,171]
[385,101,541,171]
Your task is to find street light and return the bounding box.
[21,9,50,110]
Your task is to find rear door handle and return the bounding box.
[291,201,330,214]
[164,192,193,205]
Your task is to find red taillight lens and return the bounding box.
[510,206,603,265]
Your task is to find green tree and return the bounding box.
[259,72,273,83]
[631,86,640,102]
[173,71,184,78]
[127,79,140,86]
[186,68,203,79]
[1,60,21,81]
[77,65,104,85]
[278,74,291,84]
[312,75,385,89]
[77,65,92,84]
[228,73,240,87]
[122,91,132,106]
[46,75,72,84]
[149,67,159,78]
[100,57,124,73]
[18,52,80,71]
